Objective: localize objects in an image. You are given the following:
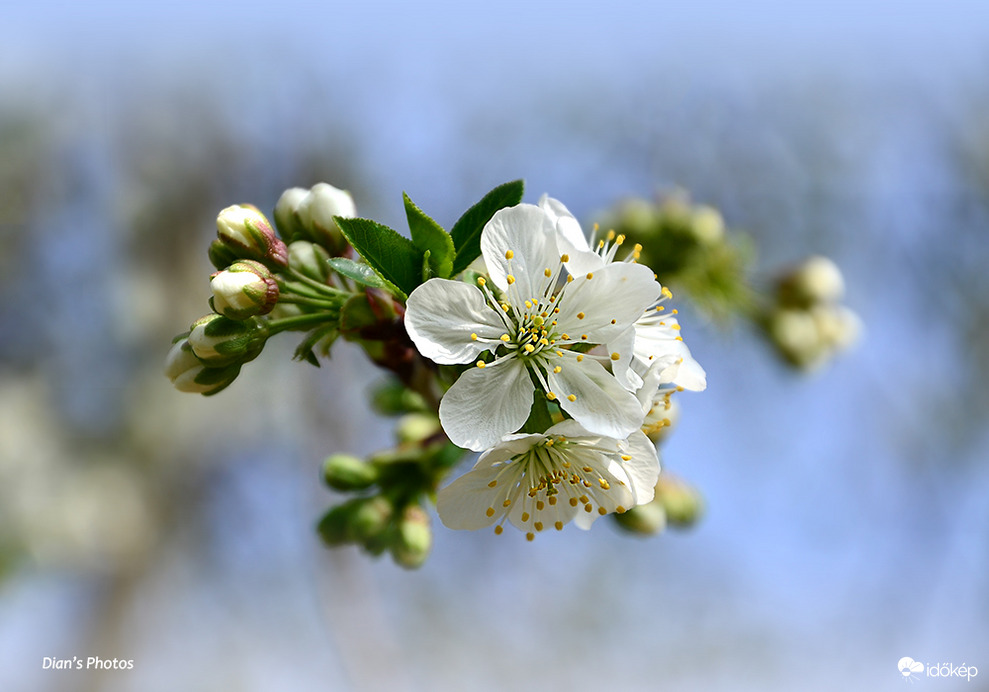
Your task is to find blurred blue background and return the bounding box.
[1,1,988,690]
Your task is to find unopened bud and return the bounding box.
[656,474,704,527]
[768,308,821,368]
[690,205,725,245]
[370,380,429,415]
[209,260,279,320]
[187,313,269,367]
[317,501,355,546]
[396,413,442,445]
[296,183,356,256]
[811,304,862,351]
[350,495,394,543]
[287,240,332,283]
[215,204,288,270]
[613,500,666,535]
[778,255,845,307]
[164,337,242,395]
[322,454,379,491]
[390,504,432,569]
[273,187,309,242]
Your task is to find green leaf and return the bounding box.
[449,180,524,276]
[326,257,385,289]
[404,192,455,279]
[334,217,423,298]
[421,249,432,282]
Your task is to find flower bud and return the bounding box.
[778,255,845,307]
[187,313,269,367]
[296,183,356,256]
[767,308,822,368]
[613,500,667,535]
[215,204,288,270]
[811,304,862,351]
[209,260,279,320]
[390,504,432,569]
[317,501,355,546]
[690,205,725,245]
[656,474,704,527]
[164,337,242,395]
[350,495,394,543]
[396,413,442,445]
[287,240,332,283]
[207,238,240,271]
[273,187,309,242]
[322,454,379,491]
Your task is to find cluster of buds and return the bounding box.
[275,182,357,256]
[614,473,705,535]
[760,255,862,370]
[597,192,754,322]
[318,400,464,568]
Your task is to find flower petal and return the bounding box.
[405,278,508,365]
[607,326,642,391]
[555,261,660,344]
[481,204,559,298]
[439,356,534,451]
[547,357,645,439]
[537,194,604,276]
[620,431,661,505]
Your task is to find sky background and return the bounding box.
[1,2,989,691]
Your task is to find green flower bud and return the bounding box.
[322,454,379,491]
[187,313,269,367]
[209,260,279,320]
[207,238,240,271]
[287,240,332,283]
[296,183,356,256]
[163,337,242,395]
[350,495,394,543]
[777,255,845,308]
[215,204,288,270]
[390,505,432,569]
[317,501,355,546]
[370,380,428,415]
[690,205,725,245]
[273,187,309,242]
[767,308,822,368]
[656,474,704,527]
[613,500,667,535]
[811,304,861,352]
[396,413,442,445]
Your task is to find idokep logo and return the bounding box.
[898,657,980,682]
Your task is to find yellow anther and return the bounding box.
[616,505,626,514]
[521,512,530,522]
[616,234,625,244]
[539,338,549,346]
[471,333,478,341]
[507,275,516,285]
[597,240,605,249]
[534,522,543,532]
[500,334,510,342]
[494,525,504,535]
[586,272,594,280]
[610,319,617,324]
[610,352,620,361]
[505,250,514,260]
[577,312,585,320]
[486,507,495,517]
[569,497,579,507]
[502,303,510,312]
[606,230,616,241]
[476,361,486,368]
[526,532,534,542]
[567,394,577,402]
[662,286,673,299]
[503,499,512,507]
[584,504,593,513]
[677,385,685,392]
[598,478,610,490]
[581,334,588,340]
[477,277,486,286]
[544,268,552,277]
[548,496,557,506]
[523,344,535,353]
[566,275,574,283]
[525,300,532,309]
[488,479,498,487]
[561,333,570,340]
[556,350,564,357]
[597,506,607,515]
[555,521,563,531]
[579,495,589,504]
[620,455,631,461]
[553,366,562,373]
[576,355,584,362]
[582,466,592,472]
[560,254,570,262]
[633,243,642,252]
[672,308,678,314]
[536,501,545,511]
[546,392,557,401]
[675,336,683,341]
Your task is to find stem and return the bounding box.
[267,313,338,336]
[283,268,351,299]
[277,294,342,310]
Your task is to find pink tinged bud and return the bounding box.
[209,259,279,320]
[215,204,288,270]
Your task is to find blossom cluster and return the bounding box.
[404,196,705,539]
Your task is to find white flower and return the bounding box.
[539,194,706,393]
[405,203,661,451]
[436,420,659,539]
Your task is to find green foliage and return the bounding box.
[449,179,524,276]
[325,257,385,289]
[404,192,454,279]
[334,217,423,298]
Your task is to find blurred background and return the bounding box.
[2,1,988,690]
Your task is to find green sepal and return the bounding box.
[404,192,454,279]
[334,216,422,298]
[293,324,339,366]
[326,257,386,289]
[449,179,524,276]
[421,249,432,282]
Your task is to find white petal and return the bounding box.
[547,357,645,439]
[480,204,559,298]
[439,357,534,451]
[556,262,660,344]
[537,195,604,276]
[632,317,707,391]
[435,463,504,530]
[620,431,661,505]
[405,279,508,365]
[607,326,642,391]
